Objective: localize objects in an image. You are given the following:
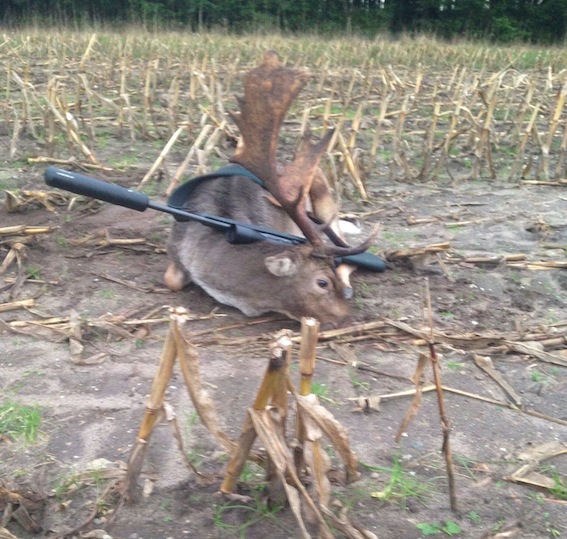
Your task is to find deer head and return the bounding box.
[229,51,375,257]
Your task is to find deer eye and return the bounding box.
[317,279,329,289]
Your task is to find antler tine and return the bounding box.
[229,50,310,183]
[324,223,380,258]
[277,129,335,250]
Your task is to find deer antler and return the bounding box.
[229,50,309,183]
[230,51,375,257]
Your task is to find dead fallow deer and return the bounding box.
[164,51,376,328]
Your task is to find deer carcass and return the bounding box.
[164,51,374,327]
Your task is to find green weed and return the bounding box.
[445,361,465,370]
[416,520,462,536]
[364,456,434,508]
[25,265,42,279]
[213,501,286,538]
[467,511,481,523]
[349,368,370,391]
[0,401,41,443]
[311,382,334,404]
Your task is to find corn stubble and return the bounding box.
[2,30,567,190]
[119,311,375,538]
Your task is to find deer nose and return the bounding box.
[320,314,353,330]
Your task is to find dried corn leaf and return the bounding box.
[2,320,67,342]
[396,353,429,441]
[349,395,382,413]
[0,527,20,539]
[282,482,312,539]
[4,190,68,213]
[172,309,233,453]
[504,442,567,492]
[248,408,312,539]
[517,441,567,462]
[473,355,522,406]
[296,394,360,484]
[249,407,334,539]
[66,310,107,364]
[70,351,108,365]
[505,341,567,367]
[248,408,289,473]
[302,417,332,507]
[320,505,378,539]
[5,503,41,534]
[0,242,27,274]
[507,465,557,490]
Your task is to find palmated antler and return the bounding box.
[229,50,308,185]
[230,51,375,256]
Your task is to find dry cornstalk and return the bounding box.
[417,101,441,181]
[507,260,567,270]
[390,95,412,181]
[4,189,68,213]
[424,280,458,513]
[370,93,391,160]
[538,79,567,180]
[445,252,527,265]
[346,102,365,151]
[0,242,27,274]
[385,242,450,262]
[0,298,35,313]
[142,59,158,134]
[167,123,213,194]
[298,317,320,396]
[433,90,465,178]
[123,320,176,501]
[139,125,186,187]
[27,157,112,171]
[123,307,231,502]
[218,322,373,538]
[509,101,541,181]
[336,130,368,200]
[294,317,320,481]
[220,331,292,495]
[265,331,293,505]
[471,79,497,180]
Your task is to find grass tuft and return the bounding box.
[0,401,42,443]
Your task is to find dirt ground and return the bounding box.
[1,154,567,539]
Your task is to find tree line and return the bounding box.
[2,0,566,44]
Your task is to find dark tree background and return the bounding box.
[1,0,566,43]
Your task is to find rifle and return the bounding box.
[44,166,386,272]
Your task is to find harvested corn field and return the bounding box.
[1,30,567,539]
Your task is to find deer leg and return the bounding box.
[163,261,192,291]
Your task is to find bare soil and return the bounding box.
[1,157,567,539]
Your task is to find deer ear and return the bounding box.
[265,252,298,277]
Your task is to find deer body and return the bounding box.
[164,51,373,328]
[164,174,352,327]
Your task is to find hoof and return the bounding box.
[164,262,189,291]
